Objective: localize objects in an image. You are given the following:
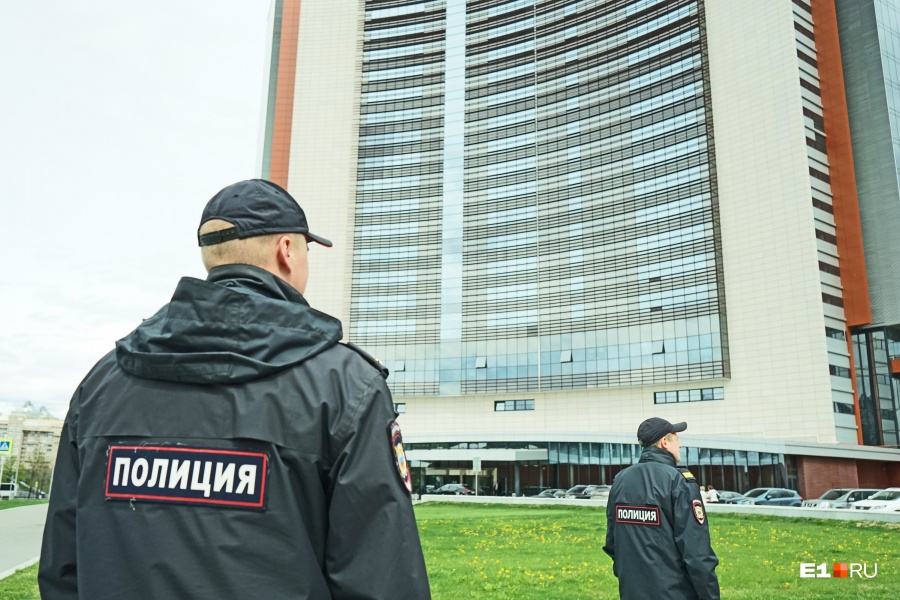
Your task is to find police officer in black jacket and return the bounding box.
[603,417,719,600]
[39,179,432,599]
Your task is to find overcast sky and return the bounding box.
[1,2,273,419]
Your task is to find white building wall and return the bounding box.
[288,0,363,332]
[690,0,837,442]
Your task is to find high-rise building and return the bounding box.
[259,0,900,498]
[0,402,63,494]
[835,0,900,449]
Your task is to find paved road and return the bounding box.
[0,504,47,579]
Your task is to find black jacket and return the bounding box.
[39,264,431,600]
[603,446,719,600]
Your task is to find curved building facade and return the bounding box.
[354,0,728,398]
[261,0,900,499]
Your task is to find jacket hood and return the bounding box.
[116,264,343,384]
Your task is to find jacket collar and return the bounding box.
[638,445,677,467]
[206,263,307,304]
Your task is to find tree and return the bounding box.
[24,448,51,498]
[0,454,18,485]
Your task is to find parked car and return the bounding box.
[564,484,612,499]
[851,488,900,512]
[587,485,612,500]
[433,483,475,496]
[726,487,802,506]
[714,490,743,503]
[802,488,881,509]
[564,485,591,498]
[532,488,567,499]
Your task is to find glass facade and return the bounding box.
[875,0,900,191]
[852,326,900,447]
[837,0,900,445]
[354,0,727,396]
[837,0,900,328]
[407,440,790,496]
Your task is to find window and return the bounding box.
[495,399,535,411]
[487,62,534,83]
[819,261,840,276]
[812,198,833,213]
[654,387,724,404]
[360,110,423,125]
[829,365,851,378]
[472,0,533,19]
[358,270,418,285]
[822,293,844,307]
[482,86,535,107]
[364,44,425,60]
[355,295,416,310]
[366,23,426,41]
[485,18,533,40]
[367,3,424,20]
[485,40,535,62]
[797,49,818,68]
[815,229,837,244]
[833,402,854,414]
[809,167,831,183]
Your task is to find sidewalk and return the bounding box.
[0,503,48,580]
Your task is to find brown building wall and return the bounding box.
[269,0,301,188]
[811,0,872,445]
[857,460,900,488]
[889,463,900,486]
[811,0,872,328]
[796,456,859,499]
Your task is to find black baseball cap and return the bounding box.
[637,417,687,446]
[197,179,332,248]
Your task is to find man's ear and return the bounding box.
[274,235,293,272]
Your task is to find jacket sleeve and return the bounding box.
[38,411,80,599]
[672,478,720,600]
[602,497,616,565]
[324,372,431,600]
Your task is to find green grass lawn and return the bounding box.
[418,503,899,599]
[2,502,897,599]
[0,499,48,511]
[0,564,38,600]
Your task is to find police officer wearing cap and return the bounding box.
[40,179,431,599]
[603,417,720,600]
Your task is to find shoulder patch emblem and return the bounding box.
[692,498,706,525]
[390,421,412,495]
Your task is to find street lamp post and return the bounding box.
[473,457,481,497]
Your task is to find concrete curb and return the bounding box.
[415,495,900,523]
[0,556,39,581]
